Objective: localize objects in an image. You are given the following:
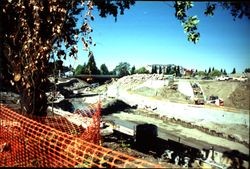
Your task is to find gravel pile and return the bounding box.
[114,74,166,89]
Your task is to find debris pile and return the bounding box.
[113,74,167,90]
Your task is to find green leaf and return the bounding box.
[186,1,194,10]
[204,3,216,16]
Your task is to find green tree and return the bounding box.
[74,65,83,76]
[208,67,211,74]
[197,71,206,76]
[114,62,130,77]
[159,66,162,74]
[109,70,115,75]
[223,69,227,75]
[100,64,109,75]
[166,66,171,75]
[209,69,222,77]
[169,66,176,75]
[151,65,157,74]
[135,67,149,74]
[231,68,236,74]
[244,68,250,73]
[74,63,87,75]
[86,52,100,75]
[131,65,136,75]
[176,66,181,77]
[82,63,87,74]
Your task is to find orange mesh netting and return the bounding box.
[29,103,101,144]
[0,104,162,168]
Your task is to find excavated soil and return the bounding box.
[199,80,250,110]
[94,74,249,110]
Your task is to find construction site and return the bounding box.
[0,74,249,168]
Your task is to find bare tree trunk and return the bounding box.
[20,87,47,116]
[19,70,48,116]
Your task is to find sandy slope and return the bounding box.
[199,80,250,110]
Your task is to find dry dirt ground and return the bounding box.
[199,80,250,110]
[94,74,249,110]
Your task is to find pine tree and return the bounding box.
[166,66,171,75]
[86,52,100,75]
[223,69,227,75]
[231,68,236,74]
[100,64,109,75]
[131,66,136,75]
[151,65,157,74]
[176,66,181,77]
[244,68,250,73]
[159,66,162,74]
[208,67,211,74]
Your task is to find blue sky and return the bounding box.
[65,1,250,73]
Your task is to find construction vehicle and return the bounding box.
[194,97,205,105]
[207,95,224,106]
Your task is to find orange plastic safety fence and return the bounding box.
[28,103,101,144]
[0,104,162,168]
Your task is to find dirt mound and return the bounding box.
[157,86,190,103]
[115,74,166,89]
[127,80,187,103]
[228,82,250,110]
[199,81,249,110]
[113,74,188,103]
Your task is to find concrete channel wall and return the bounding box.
[105,115,249,169]
[177,80,194,100]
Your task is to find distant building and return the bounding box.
[183,69,194,76]
[145,65,153,73]
[145,64,174,74]
[145,64,187,76]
